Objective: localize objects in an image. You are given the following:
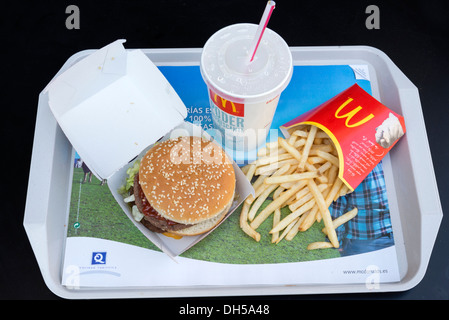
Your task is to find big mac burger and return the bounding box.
[121,136,236,236]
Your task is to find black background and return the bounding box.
[1,0,448,303]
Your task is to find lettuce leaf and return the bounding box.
[118,160,140,196]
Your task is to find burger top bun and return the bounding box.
[139,136,236,225]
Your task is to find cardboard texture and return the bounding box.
[45,39,188,180]
[281,84,406,191]
[44,40,253,257]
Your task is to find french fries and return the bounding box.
[307,179,339,248]
[239,202,261,242]
[239,124,358,250]
[307,242,334,250]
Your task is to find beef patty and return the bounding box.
[133,173,191,233]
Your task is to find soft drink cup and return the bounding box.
[200,23,293,153]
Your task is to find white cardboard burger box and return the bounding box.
[40,39,254,259]
[23,41,443,298]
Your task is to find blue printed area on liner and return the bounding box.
[159,65,372,164]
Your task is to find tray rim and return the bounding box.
[23,45,442,299]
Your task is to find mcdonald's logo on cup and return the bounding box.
[209,89,245,117]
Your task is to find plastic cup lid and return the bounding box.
[200,23,293,104]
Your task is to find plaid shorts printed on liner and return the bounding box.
[329,162,393,243]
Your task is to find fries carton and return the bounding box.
[44,39,253,258]
[280,83,406,191]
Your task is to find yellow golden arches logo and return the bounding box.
[213,93,237,113]
[335,98,374,128]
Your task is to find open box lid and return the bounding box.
[44,39,188,179]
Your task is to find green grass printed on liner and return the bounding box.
[68,168,340,264]
[68,168,159,251]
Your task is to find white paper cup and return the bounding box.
[200,23,293,152]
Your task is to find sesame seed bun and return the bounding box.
[138,136,236,229]
[169,193,234,236]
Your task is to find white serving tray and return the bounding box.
[24,46,442,299]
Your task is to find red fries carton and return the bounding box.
[280,84,406,191]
